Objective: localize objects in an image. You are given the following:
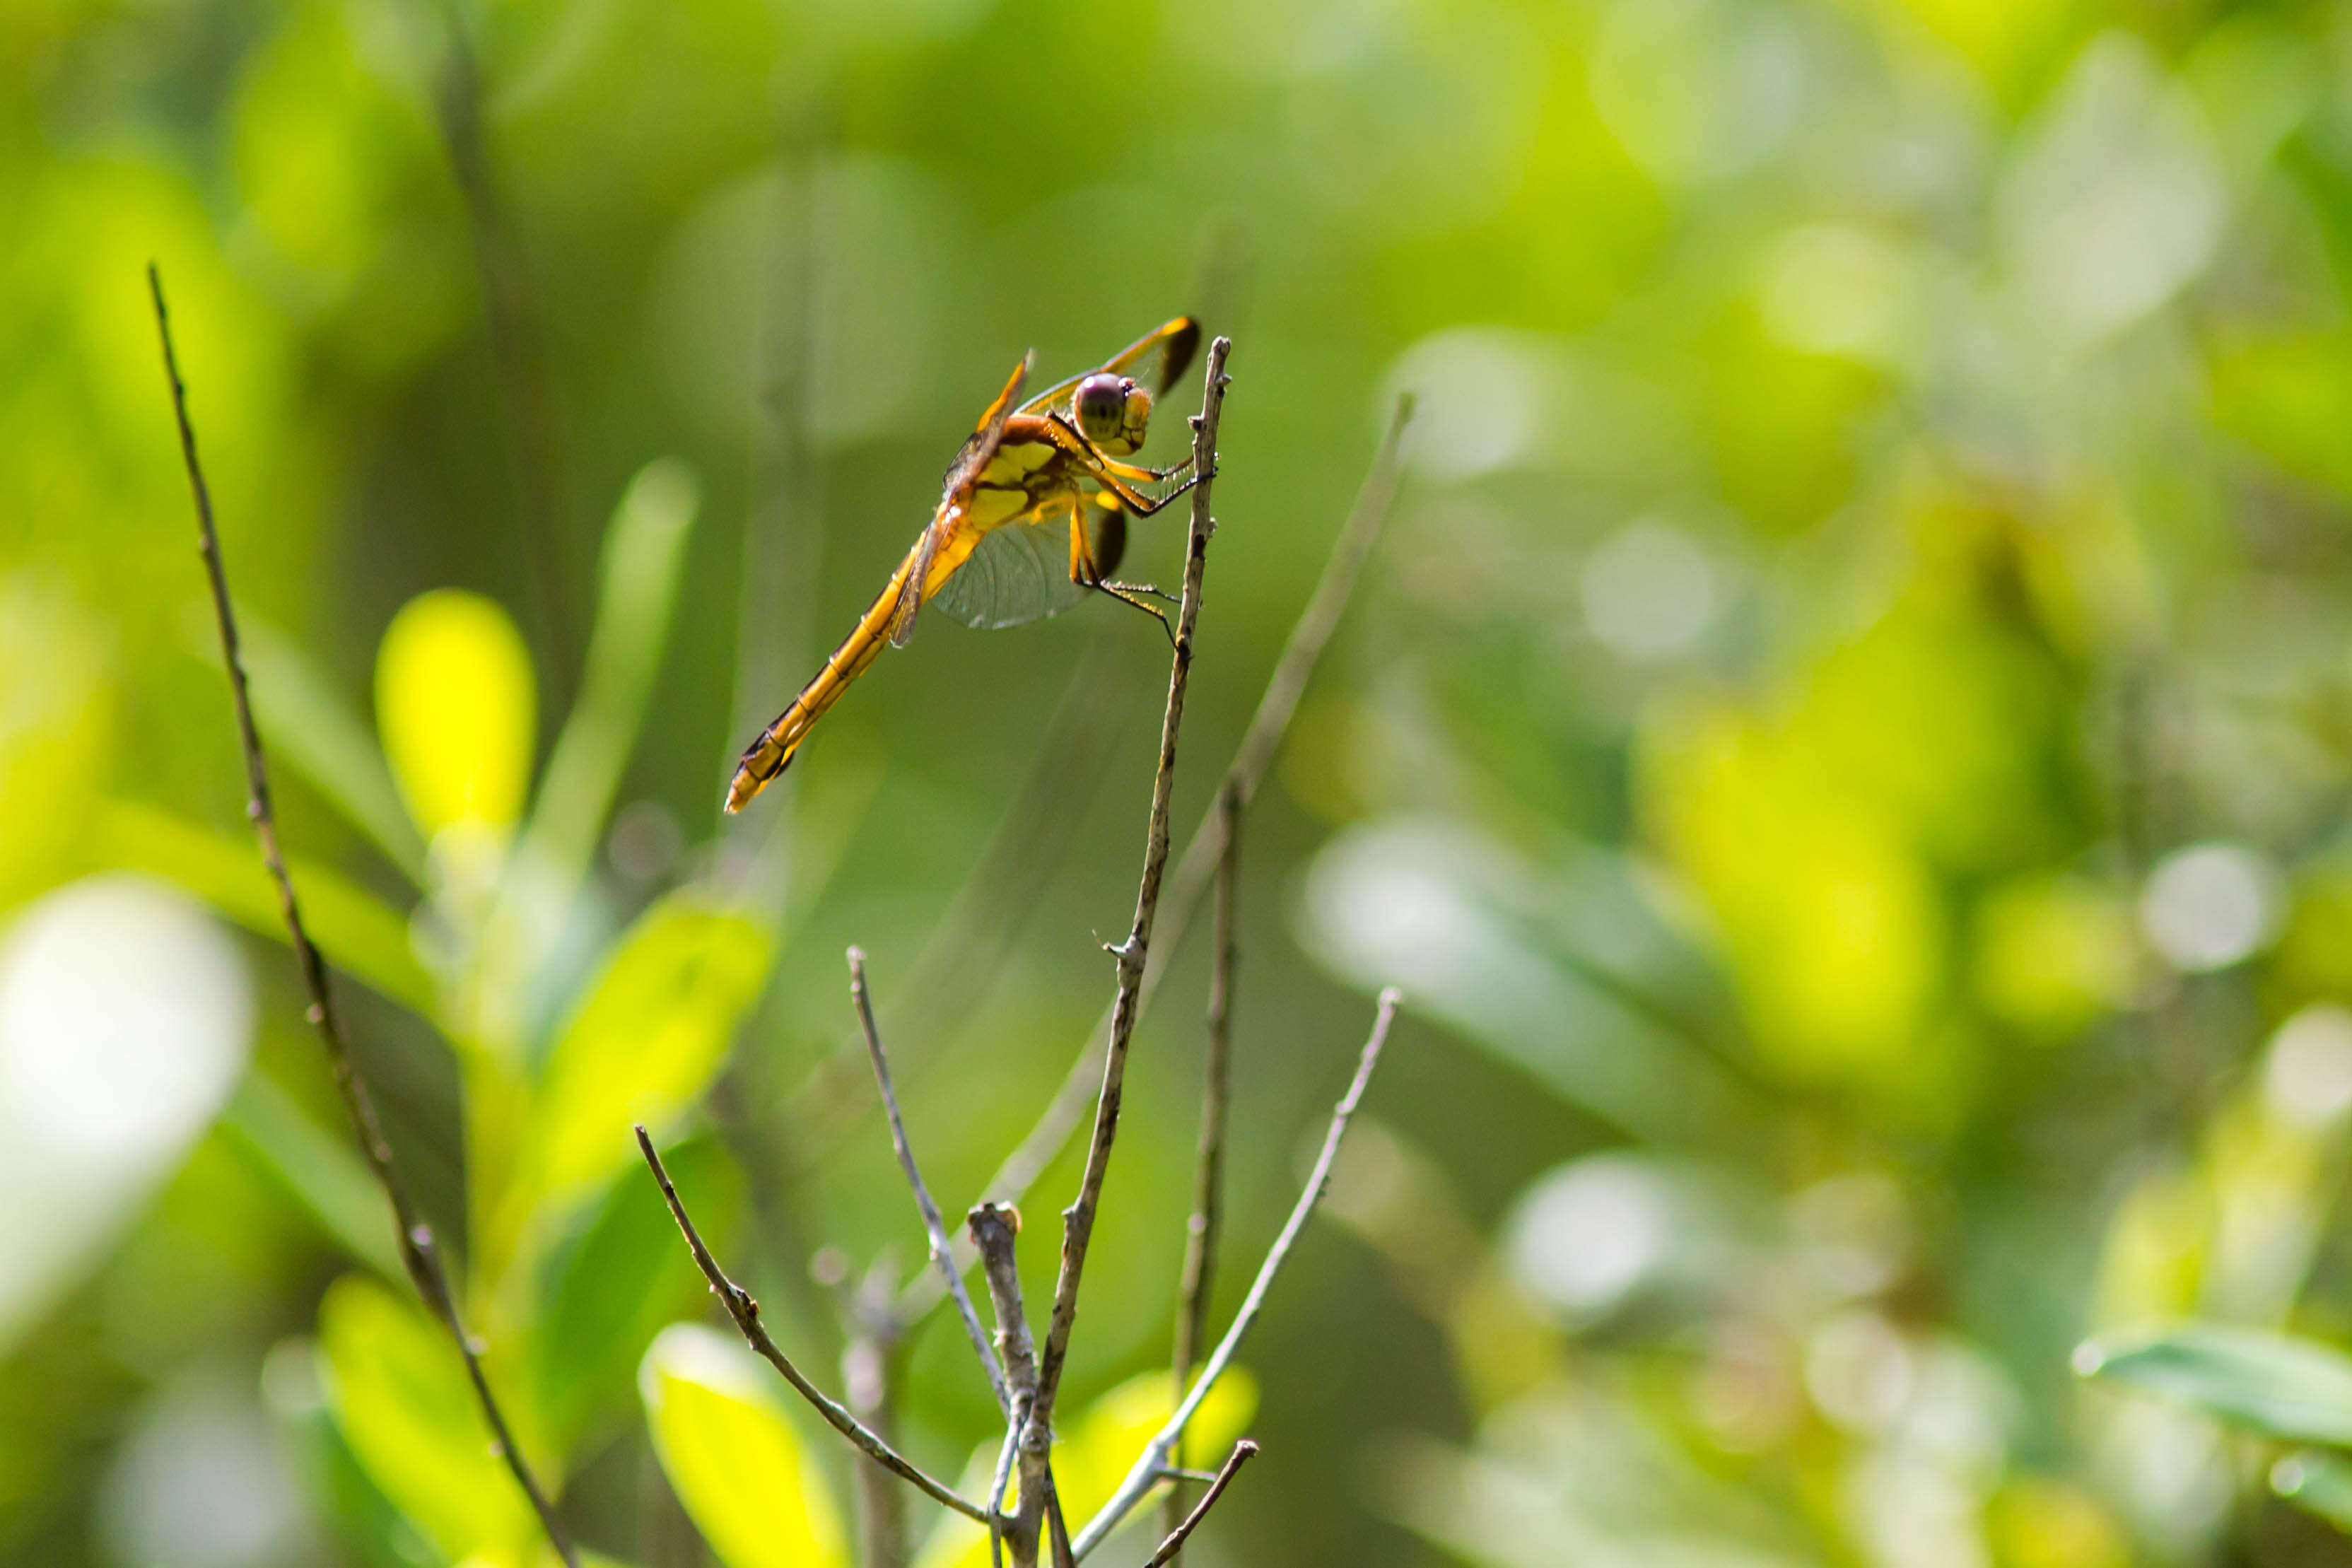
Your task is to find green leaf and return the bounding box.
[376,588,537,843]
[2274,1450,2352,1533]
[523,460,699,896]
[638,1323,848,1568]
[229,608,428,882]
[532,1134,739,1452]
[220,1072,406,1284]
[2075,1324,2352,1444]
[263,1339,445,1568]
[315,1273,537,1563]
[91,798,436,1017]
[500,892,771,1242]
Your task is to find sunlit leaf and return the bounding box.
[376,589,536,844]
[911,1369,1258,1568]
[219,1072,406,1284]
[264,1337,445,1568]
[227,607,428,882]
[2075,1324,2352,1444]
[638,1323,848,1568]
[499,893,771,1243]
[532,1135,739,1451]
[2273,1450,2352,1533]
[522,460,699,896]
[315,1274,536,1562]
[90,799,436,1017]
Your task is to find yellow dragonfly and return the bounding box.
[725,317,1203,813]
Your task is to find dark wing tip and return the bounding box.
[1159,317,1203,395]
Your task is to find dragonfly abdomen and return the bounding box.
[723,542,919,813]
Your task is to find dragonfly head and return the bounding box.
[1075,373,1153,455]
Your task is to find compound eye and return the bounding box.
[1075,374,1126,443]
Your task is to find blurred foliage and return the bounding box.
[22,0,2352,1564]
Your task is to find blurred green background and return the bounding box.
[20,0,2352,1562]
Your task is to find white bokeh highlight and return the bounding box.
[2136,842,2278,973]
[2263,1004,2352,1130]
[1580,520,1718,660]
[0,875,252,1349]
[1506,1154,1679,1320]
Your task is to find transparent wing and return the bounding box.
[889,522,942,648]
[903,353,1030,648]
[1020,317,1201,421]
[931,516,1090,631]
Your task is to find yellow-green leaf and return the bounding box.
[229,607,427,882]
[911,1369,1258,1568]
[315,1274,535,1562]
[377,589,536,843]
[501,894,771,1241]
[639,1323,847,1568]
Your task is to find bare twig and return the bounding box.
[1164,778,1243,1550]
[970,1203,1040,1568]
[1073,990,1402,1558]
[1031,337,1234,1443]
[851,947,1009,1412]
[942,392,1416,1265]
[1139,1442,1258,1568]
[150,264,579,1568]
[633,1125,989,1523]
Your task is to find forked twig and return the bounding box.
[1140,1441,1258,1568]
[149,264,580,1568]
[633,1126,989,1524]
[1072,990,1402,1558]
[1165,778,1243,1548]
[1030,336,1234,1441]
[850,947,1008,1412]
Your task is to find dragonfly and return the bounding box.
[725,316,1203,813]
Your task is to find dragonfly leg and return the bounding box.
[1068,503,1176,646]
[1095,580,1176,646]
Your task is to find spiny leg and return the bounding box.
[1067,501,1174,646]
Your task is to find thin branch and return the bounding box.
[1031,337,1234,1439]
[970,1203,1039,1568]
[969,1204,1038,1398]
[1073,990,1402,1559]
[1138,1442,1258,1568]
[633,1125,989,1524]
[150,264,579,1568]
[1164,778,1243,1550]
[935,392,1416,1280]
[851,947,1009,1412]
